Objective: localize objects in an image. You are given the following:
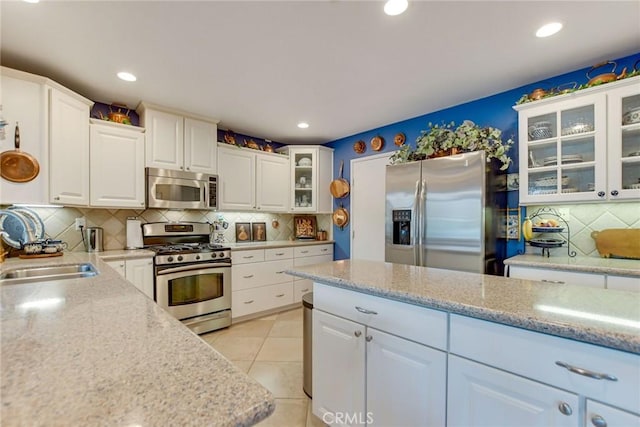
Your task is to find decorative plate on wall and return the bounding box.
[370,136,384,151]
[353,140,366,154]
[394,132,406,146]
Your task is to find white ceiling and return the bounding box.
[1,1,639,144]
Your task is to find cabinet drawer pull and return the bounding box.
[591,415,607,427]
[275,252,285,256]
[244,300,254,304]
[276,271,285,274]
[275,293,285,298]
[321,248,328,252]
[541,279,565,284]
[365,335,373,342]
[557,402,572,416]
[300,250,309,254]
[243,255,254,259]
[301,289,309,293]
[243,274,254,279]
[355,306,378,315]
[354,330,362,337]
[555,361,618,381]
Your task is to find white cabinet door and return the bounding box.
[49,87,90,205]
[89,122,145,208]
[104,260,125,277]
[144,108,184,170]
[217,145,255,210]
[184,117,217,174]
[0,72,48,205]
[605,79,640,201]
[607,275,640,292]
[256,154,290,212]
[125,258,154,299]
[509,265,605,288]
[448,355,579,427]
[366,328,446,427]
[313,310,365,426]
[586,400,640,427]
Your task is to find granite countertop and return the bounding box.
[228,240,334,251]
[286,260,640,354]
[1,253,275,426]
[97,248,156,260]
[505,254,640,277]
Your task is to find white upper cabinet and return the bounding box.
[0,68,49,205]
[137,102,218,174]
[217,143,289,211]
[515,76,640,204]
[49,87,93,206]
[89,120,145,209]
[277,145,334,213]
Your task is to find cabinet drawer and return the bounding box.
[509,265,605,288]
[265,247,294,261]
[232,282,293,318]
[293,254,333,269]
[294,244,333,258]
[450,314,640,413]
[607,275,640,292]
[314,283,447,350]
[294,279,313,303]
[232,259,293,290]
[232,249,265,264]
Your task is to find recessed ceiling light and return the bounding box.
[23,0,40,3]
[117,71,137,82]
[536,22,563,38]
[297,122,309,129]
[384,0,408,16]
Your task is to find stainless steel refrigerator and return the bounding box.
[385,151,496,274]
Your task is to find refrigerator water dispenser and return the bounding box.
[392,209,412,245]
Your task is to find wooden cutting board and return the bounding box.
[591,229,640,259]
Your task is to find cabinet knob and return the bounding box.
[597,191,605,197]
[591,415,607,427]
[140,202,145,206]
[186,167,190,171]
[610,190,619,196]
[557,402,573,416]
[365,335,373,342]
[54,196,60,201]
[354,330,362,337]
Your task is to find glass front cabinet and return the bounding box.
[515,76,640,204]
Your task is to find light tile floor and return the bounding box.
[200,307,327,427]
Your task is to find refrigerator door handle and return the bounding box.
[413,178,422,266]
[419,178,427,267]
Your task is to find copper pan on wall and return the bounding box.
[332,205,349,230]
[0,123,40,183]
[329,160,350,199]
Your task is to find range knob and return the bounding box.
[211,253,217,259]
[195,255,201,260]
[177,255,184,262]
[167,256,174,262]
[219,252,226,258]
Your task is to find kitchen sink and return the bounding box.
[0,263,98,285]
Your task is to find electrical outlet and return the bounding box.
[558,208,570,221]
[75,217,86,230]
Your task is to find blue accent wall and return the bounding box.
[326,52,640,262]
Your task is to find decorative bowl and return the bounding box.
[622,106,640,125]
[561,122,594,136]
[528,121,553,140]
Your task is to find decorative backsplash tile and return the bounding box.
[0,205,332,253]
[526,202,640,257]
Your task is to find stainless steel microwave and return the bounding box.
[146,167,218,210]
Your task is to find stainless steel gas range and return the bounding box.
[143,222,231,334]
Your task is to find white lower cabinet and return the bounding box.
[606,275,640,292]
[509,265,639,292]
[586,400,640,427]
[105,258,154,300]
[448,355,578,427]
[313,284,447,427]
[293,244,333,303]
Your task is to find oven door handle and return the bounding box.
[157,262,231,275]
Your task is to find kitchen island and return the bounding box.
[1,253,274,426]
[287,259,639,427]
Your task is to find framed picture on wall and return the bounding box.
[294,215,317,240]
[252,222,267,241]
[235,222,251,242]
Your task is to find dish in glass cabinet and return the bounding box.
[297,157,312,167]
[622,106,640,125]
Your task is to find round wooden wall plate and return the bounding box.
[370,136,384,151]
[353,140,366,154]
[394,132,406,146]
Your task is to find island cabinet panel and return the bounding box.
[508,265,605,288]
[448,355,579,427]
[586,400,640,427]
[449,314,640,415]
[607,274,640,292]
[312,284,447,426]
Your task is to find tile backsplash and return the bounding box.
[526,202,640,257]
[1,206,332,252]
